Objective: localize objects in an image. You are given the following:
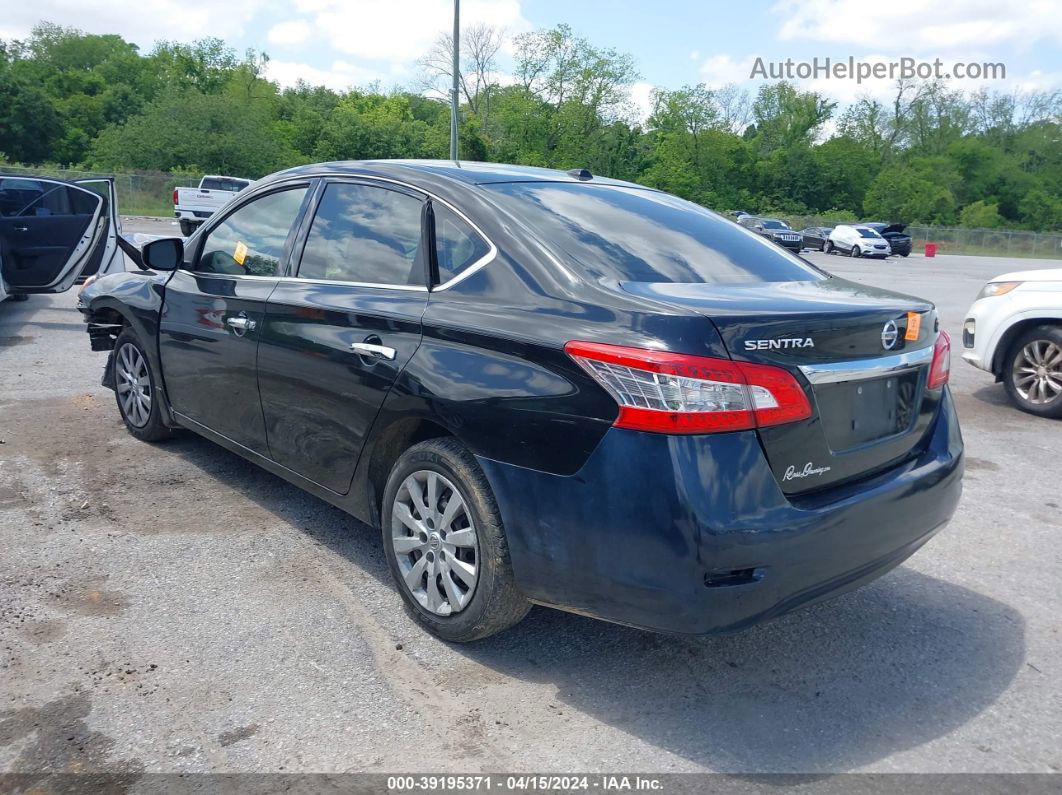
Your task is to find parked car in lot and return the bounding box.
[799,226,833,251]
[75,160,963,641]
[962,268,1062,417]
[0,174,122,302]
[826,224,891,258]
[863,222,913,257]
[737,216,803,252]
[173,174,251,236]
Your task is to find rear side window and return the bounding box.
[297,183,424,286]
[197,187,308,276]
[433,203,491,284]
[485,183,826,285]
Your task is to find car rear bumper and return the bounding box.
[478,388,963,635]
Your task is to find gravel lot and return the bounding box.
[1,220,1060,779]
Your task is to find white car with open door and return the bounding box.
[0,175,123,302]
[962,268,1062,418]
[825,224,891,259]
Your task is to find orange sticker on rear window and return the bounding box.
[233,240,248,266]
[905,312,921,341]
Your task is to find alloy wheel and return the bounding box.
[116,342,152,427]
[391,469,479,616]
[1013,340,1062,405]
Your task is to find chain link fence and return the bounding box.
[783,213,1062,260]
[6,162,1062,259]
[0,163,200,218]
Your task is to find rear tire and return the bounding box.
[1003,325,1062,419]
[10,294,29,302]
[112,329,173,442]
[381,437,530,642]
[824,241,835,255]
[179,220,196,237]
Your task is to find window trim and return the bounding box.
[186,179,315,277]
[290,177,430,292]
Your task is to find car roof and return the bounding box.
[269,159,643,188]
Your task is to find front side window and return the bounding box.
[433,203,491,284]
[197,187,308,276]
[297,183,424,286]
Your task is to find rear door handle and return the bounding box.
[13,225,28,232]
[350,342,396,360]
[226,314,256,336]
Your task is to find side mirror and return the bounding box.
[754,225,764,232]
[141,237,183,271]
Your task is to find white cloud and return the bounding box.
[698,54,754,87]
[267,20,312,46]
[628,80,655,124]
[298,0,529,61]
[773,0,1062,52]
[0,0,267,48]
[266,59,382,91]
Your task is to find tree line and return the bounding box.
[1,21,1060,231]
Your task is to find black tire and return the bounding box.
[901,251,910,257]
[819,241,827,251]
[824,241,835,255]
[381,437,530,642]
[179,220,198,237]
[111,329,173,441]
[10,293,29,302]
[1003,325,1062,419]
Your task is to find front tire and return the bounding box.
[824,241,835,255]
[112,329,173,441]
[382,438,530,642]
[1003,326,1062,419]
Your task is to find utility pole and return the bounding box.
[449,0,460,161]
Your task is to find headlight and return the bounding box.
[976,281,1022,300]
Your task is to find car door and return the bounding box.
[255,179,430,493]
[158,182,312,454]
[0,176,118,293]
[70,178,122,281]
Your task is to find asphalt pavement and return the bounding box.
[1,227,1059,778]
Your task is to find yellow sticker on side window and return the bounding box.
[905,311,921,341]
[233,240,248,266]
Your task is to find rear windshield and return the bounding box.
[484,183,825,285]
[201,177,250,192]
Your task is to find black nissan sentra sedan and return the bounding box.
[73,161,964,641]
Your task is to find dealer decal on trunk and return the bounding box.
[783,462,833,481]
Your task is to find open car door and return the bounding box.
[0,175,120,294]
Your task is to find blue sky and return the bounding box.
[5,0,1061,114]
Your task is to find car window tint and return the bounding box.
[433,203,490,284]
[297,183,424,286]
[201,177,249,192]
[197,187,307,276]
[486,183,825,285]
[0,180,98,218]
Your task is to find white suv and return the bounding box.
[826,225,891,258]
[962,268,1062,417]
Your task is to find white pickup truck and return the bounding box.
[172,175,251,236]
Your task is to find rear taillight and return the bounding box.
[565,341,811,434]
[172,189,178,205]
[928,330,951,389]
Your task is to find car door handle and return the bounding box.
[226,315,256,335]
[350,342,396,360]
[13,225,28,232]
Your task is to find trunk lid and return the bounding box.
[622,277,940,495]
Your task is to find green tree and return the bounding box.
[959,200,1004,228]
[864,167,956,223]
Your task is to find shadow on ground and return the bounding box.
[159,429,1024,773]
